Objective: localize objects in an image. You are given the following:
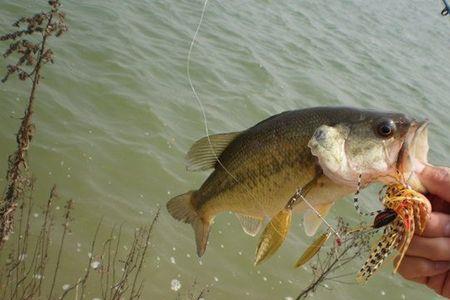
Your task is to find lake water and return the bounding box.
[1,0,449,299]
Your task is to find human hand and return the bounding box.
[397,164,450,297]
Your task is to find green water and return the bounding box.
[1,0,450,299]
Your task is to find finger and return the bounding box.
[419,165,450,203]
[420,212,450,238]
[428,195,450,214]
[442,273,450,299]
[396,256,450,279]
[410,277,428,284]
[407,236,450,261]
[427,272,448,295]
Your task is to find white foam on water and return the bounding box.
[170,279,181,292]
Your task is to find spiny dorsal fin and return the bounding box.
[235,213,263,236]
[303,202,334,237]
[185,132,241,171]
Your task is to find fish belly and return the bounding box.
[292,176,354,213]
[198,163,335,219]
[199,168,354,225]
[194,107,366,220]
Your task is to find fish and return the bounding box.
[166,106,427,257]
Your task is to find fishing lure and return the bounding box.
[357,183,431,283]
[353,174,384,217]
[372,208,397,229]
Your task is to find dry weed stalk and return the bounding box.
[0,0,68,248]
[0,184,62,299]
[0,2,185,299]
[0,190,160,300]
[58,209,160,300]
[296,219,373,300]
[178,279,209,300]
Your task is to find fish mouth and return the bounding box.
[397,119,430,191]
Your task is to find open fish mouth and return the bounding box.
[397,119,430,192]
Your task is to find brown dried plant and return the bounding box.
[0,2,165,299]
[296,219,373,300]
[0,183,160,300]
[0,0,68,248]
[177,279,210,300]
[0,184,65,299]
[57,209,161,300]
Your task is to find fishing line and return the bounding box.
[186,0,284,218]
[187,0,210,143]
[187,0,258,196]
[186,0,339,238]
[186,0,270,208]
[186,0,269,214]
[300,194,341,240]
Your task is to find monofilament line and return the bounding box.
[186,0,263,205]
[300,194,341,240]
[186,1,302,238]
[187,0,209,141]
[186,0,241,182]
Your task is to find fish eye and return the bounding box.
[376,120,396,138]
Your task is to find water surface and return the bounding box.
[1,0,449,299]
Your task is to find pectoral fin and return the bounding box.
[235,213,263,236]
[303,202,334,237]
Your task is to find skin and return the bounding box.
[397,164,450,298]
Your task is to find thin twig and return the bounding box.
[59,218,103,299]
[48,199,73,299]
[296,220,372,300]
[130,209,160,298]
[0,0,67,249]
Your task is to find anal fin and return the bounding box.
[235,213,263,236]
[303,202,334,237]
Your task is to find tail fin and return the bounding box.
[166,191,211,257]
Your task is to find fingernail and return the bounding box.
[444,223,450,237]
[433,261,450,272]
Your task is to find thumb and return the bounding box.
[417,164,450,203]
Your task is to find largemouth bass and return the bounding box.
[167,106,427,257]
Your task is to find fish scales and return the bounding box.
[198,107,391,216]
[198,109,341,217]
[167,106,424,257]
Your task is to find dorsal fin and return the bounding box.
[185,132,241,171]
